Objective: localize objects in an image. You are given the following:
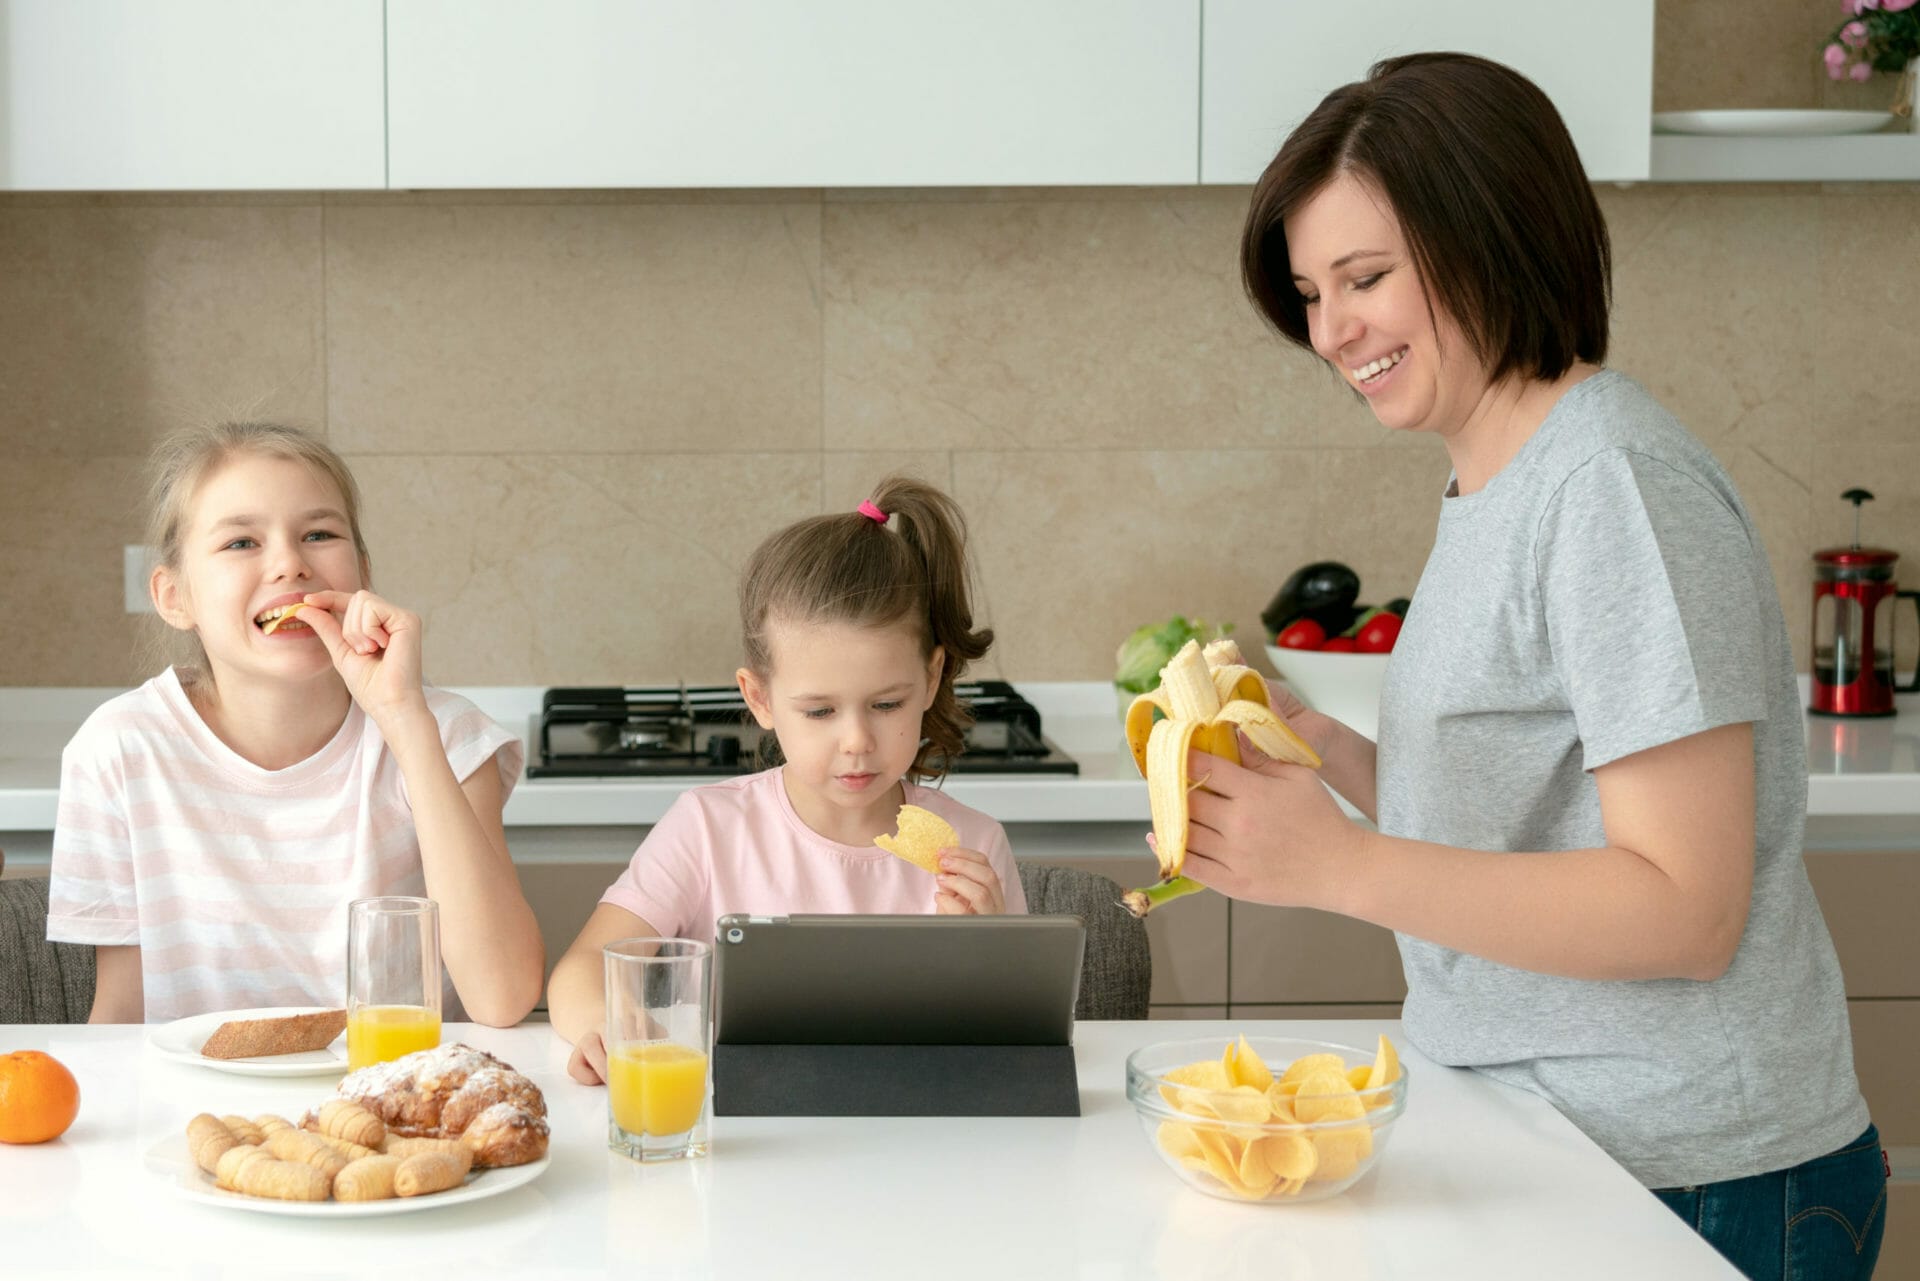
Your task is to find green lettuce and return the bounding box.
[1113,616,1232,694]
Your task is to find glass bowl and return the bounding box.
[1125,1036,1408,1204]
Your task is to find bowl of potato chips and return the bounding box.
[1125,1034,1407,1204]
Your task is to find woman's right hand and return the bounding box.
[568,1029,610,1086]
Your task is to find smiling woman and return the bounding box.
[1202,52,1888,1280]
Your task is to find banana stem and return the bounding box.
[1119,875,1208,919]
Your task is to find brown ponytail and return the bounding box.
[739,475,993,780]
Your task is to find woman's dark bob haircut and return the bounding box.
[1242,52,1610,385]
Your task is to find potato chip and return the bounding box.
[1263,1081,1298,1123]
[1209,1085,1273,1126]
[1164,1059,1231,1090]
[1309,1125,1374,1182]
[1278,1053,1349,1087]
[1365,1034,1401,1089]
[873,804,957,874]
[1259,1132,1318,1182]
[1225,1035,1274,1091]
[1292,1069,1366,1125]
[1157,1120,1206,1163]
[1164,1086,1221,1117]
[1236,1132,1281,1194]
[1346,1065,1372,1091]
[1188,1125,1245,1188]
[260,602,307,635]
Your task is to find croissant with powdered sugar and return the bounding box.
[322,1043,549,1168]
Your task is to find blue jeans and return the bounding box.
[1653,1125,1887,1280]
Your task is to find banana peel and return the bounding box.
[1120,638,1320,918]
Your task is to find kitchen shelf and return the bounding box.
[1649,130,1920,182]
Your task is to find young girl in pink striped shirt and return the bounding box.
[47,424,543,1026]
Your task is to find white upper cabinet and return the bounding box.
[386,0,1200,188]
[0,0,385,191]
[1202,1,1654,184]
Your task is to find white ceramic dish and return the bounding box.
[1652,109,1894,137]
[147,1006,349,1077]
[144,1135,547,1217]
[1265,645,1389,742]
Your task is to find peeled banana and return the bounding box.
[1121,638,1321,917]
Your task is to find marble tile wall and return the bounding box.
[3,1,1915,686]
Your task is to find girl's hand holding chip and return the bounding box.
[298,589,430,726]
[1179,740,1363,912]
[933,847,1005,915]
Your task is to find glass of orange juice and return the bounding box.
[346,897,442,1070]
[605,938,711,1161]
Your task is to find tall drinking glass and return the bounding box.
[347,896,442,1070]
[605,938,711,1161]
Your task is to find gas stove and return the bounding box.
[525,681,1079,779]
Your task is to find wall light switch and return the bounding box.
[124,545,158,615]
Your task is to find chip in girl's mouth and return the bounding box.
[258,603,309,634]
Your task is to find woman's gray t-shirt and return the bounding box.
[1376,369,1868,1188]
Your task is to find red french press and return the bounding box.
[1809,488,1920,717]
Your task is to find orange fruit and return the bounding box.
[0,1050,81,1144]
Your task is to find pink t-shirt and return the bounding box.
[600,768,1027,939]
[46,668,523,1022]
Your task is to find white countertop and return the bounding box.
[3,680,1918,834]
[0,1018,1735,1280]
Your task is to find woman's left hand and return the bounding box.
[297,589,428,723]
[933,847,1006,915]
[1178,739,1363,911]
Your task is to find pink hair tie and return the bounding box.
[857,499,889,525]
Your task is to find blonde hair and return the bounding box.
[141,423,369,682]
[739,475,993,782]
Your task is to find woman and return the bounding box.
[1193,52,1883,1280]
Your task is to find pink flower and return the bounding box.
[1882,0,1917,11]
[1842,19,1869,46]
[1850,59,1874,80]
[1826,41,1852,70]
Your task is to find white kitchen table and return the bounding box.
[0,1018,1735,1280]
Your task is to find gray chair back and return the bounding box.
[0,877,97,1024]
[1017,863,1151,1020]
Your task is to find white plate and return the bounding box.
[147,1006,349,1077]
[1653,109,1894,137]
[144,1135,548,1217]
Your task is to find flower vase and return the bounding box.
[1897,59,1917,126]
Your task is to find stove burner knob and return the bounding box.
[706,734,742,767]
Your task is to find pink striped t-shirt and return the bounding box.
[600,767,1027,939]
[46,667,523,1023]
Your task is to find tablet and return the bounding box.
[713,913,1085,1046]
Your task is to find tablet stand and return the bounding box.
[712,1042,1080,1117]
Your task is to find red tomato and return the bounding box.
[1320,636,1358,652]
[1275,619,1326,650]
[1355,612,1402,653]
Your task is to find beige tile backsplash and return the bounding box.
[4,12,1916,686]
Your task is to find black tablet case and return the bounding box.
[710,914,1085,1117]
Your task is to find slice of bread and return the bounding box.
[199,1009,348,1060]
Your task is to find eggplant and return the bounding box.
[1261,561,1361,635]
